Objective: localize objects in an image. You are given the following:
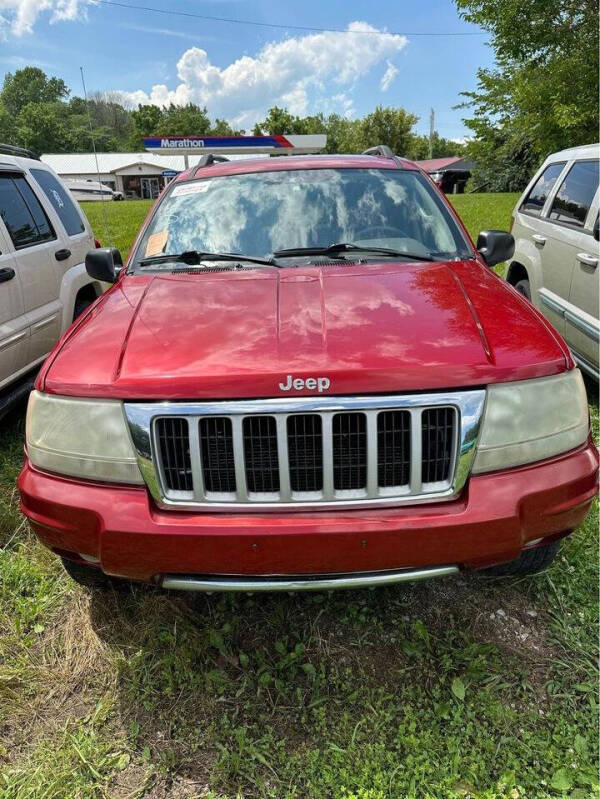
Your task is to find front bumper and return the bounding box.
[18,440,598,585]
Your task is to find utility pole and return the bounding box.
[428,108,435,159]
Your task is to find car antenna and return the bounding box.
[79,66,114,248]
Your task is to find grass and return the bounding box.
[84,199,152,258]
[0,193,597,798]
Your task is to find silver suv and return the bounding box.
[507,143,599,380]
[0,144,104,416]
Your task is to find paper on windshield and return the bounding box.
[171,181,212,198]
[145,230,169,257]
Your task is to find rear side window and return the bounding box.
[548,160,600,228]
[0,174,55,249]
[520,162,565,215]
[30,168,86,236]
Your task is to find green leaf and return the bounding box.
[301,662,316,677]
[551,768,573,791]
[33,623,44,634]
[115,753,131,771]
[238,652,249,668]
[258,671,272,687]
[451,677,466,701]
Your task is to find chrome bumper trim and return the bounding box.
[160,565,459,592]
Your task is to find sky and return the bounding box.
[0,0,494,139]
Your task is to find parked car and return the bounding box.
[0,144,105,418]
[507,143,599,380]
[65,179,124,202]
[18,146,598,592]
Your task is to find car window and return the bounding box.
[30,168,86,236]
[520,162,566,215]
[134,168,471,266]
[0,174,55,249]
[548,160,600,228]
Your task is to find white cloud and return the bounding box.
[380,60,398,91]
[118,22,408,127]
[0,0,90,38]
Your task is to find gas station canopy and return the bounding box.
[143,134,327,156]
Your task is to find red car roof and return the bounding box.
[174,153,420,183]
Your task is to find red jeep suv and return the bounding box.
[18,148,598,591]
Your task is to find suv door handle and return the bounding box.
[576,252,598,268]
[532,234,546,245]
[55,249,71,261]
[0,267,15,283]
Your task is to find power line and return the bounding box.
[94,0,487,37]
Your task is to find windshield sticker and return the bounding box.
[145,230,169,257]
[171,181,212,198]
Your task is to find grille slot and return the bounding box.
[377,410,411,487]
[333,413,367,490]
[287,414,323,492]
[199,417,236,493]
[243,416,280,493]
[422,407,454,483]
[157,417,192,491]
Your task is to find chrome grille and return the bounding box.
[124,391,486,511]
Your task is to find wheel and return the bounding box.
[514,278,531,301]
[61,557,130,589]
[73,297,93,321]
[483,540,561,576]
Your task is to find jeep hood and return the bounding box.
[41,260,569,399]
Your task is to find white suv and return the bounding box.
[507,143,599,380]
[0,144,104,416]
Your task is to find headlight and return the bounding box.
[472,369,589,474]
[26,391,143,484]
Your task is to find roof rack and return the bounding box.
[362,145,395,159]
[194,153,229,174]
[0,143,41,161]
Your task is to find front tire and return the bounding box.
[483,540,560,576]
[514,278,531,301]
[61,557,130,589]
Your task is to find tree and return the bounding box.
[209,118,243,136]
[15,102,71,153]
[359,106,419,157]
[158,103,211,136]
[253,105,423,156]
[1,67,69,116]
[456,0,599,190]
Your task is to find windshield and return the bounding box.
[132,167,471,269]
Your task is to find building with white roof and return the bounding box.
[40,152,264,200]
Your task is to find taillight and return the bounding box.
[509,216,514,233]
[94,238,101,248]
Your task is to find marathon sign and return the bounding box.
[144,135,294,150]
[143,134,326,155]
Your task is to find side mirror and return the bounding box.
[476,230,515,268]
[593,216,599,242]
[85,247,123,284]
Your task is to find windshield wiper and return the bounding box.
[272,242,436,262]
[138,250,276,267]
